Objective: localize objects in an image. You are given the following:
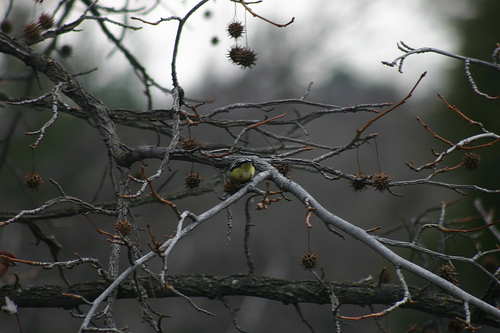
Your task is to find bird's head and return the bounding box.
[229,158,256,182]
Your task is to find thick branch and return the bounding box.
[260,161,500,321]
[0,31,124,158]
[1,274,495,327]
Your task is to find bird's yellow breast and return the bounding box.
[230,161,255,182]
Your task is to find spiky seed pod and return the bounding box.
[227,21,245,39]
[59,45,73,58]
[1,20,14,34]
[463,152,481,172]
[228,46,244,64]
[181,137,200,151]
[350,172,369,192]
[38,12,54,30]
[210,36,219,46]
[438,263,459,286]
[275,164,292,178]
[228,46,257,68]
[238,48,257,68]
[22,21,42,43]
[223,177,243,195]
[114,219,133,236]
[184,172,203,190]
[300,251,319,270]
[373,172,391,192]
[24,171,43,190]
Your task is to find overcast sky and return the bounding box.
[3,0,473,102]
[144,0,470,96]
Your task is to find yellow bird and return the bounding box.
[229,158,255,183]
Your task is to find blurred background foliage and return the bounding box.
[0,0,499,332]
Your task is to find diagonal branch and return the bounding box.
[262,160,500,321]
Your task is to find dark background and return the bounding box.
[1,0,499,332]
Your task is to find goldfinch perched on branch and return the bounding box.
[229,158,255,183]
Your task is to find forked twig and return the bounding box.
[140,166,181,217]
[304,198,316,228]
[356,72,426,138]
[338,267,411,320]
[415,116,453,146]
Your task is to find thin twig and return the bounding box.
[238,0,294,28]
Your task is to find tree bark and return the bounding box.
[1,274,496,327]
